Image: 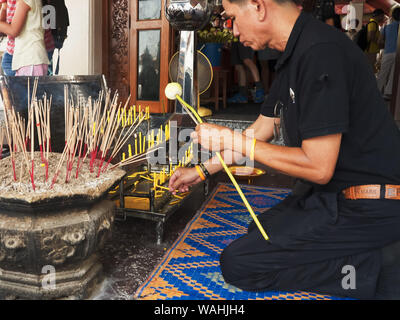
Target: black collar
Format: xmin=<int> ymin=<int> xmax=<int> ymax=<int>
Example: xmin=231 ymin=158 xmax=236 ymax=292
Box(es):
xmin=275 ymin=11 xmax=311 ymax=71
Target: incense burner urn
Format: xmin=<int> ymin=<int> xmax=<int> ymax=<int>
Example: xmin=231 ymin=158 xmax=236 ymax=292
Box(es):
xmin=0 ymin=170 xmax=124 ymax=300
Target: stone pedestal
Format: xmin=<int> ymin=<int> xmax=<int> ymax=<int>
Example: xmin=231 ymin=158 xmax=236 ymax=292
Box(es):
xmin=0 ymin=200 xmax=116 ymax=300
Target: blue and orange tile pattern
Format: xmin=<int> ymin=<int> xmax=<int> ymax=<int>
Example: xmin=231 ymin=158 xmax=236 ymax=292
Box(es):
xmin=134 ymin=183 xmax=347 ymax=300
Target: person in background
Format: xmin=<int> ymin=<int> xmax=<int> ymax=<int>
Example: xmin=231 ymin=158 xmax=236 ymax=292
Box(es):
xmin=0 ymin=0 xmax=49 ymax=76
xmin=42 ymin=0 xmax=55 ymax=75
xmin=0 ymin=0 xmax=53 ymax=76
xmin=44 ymin=0 xmax=69 ymax=75
xmin=324 ymin=13 xmax=343 ymax=30
xmin=366 ymin=8 xmax=386 ymax=72
xmin=377 ymin=7 xmax=400 ymax=101
xmin=0 ymin=0 xmax=17 ymax=76
xmin=227 ymin=41 xmax=265 ymax=104
xmin=257 ymin=47 xmax=281 ymax=95
xmin=347 ymin=18 xmax=360 ymax=41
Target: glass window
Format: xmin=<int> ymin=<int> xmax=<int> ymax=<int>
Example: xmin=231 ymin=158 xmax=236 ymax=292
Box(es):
xmin=137 ymin=30 xmax=160 ymax=101
xmin=138 ymin=0 xmax=161 ymax=20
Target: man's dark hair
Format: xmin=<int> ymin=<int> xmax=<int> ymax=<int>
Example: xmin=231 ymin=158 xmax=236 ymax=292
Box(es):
xmin=392 ymin=7 xmax=400 ymax=21
xmin=372 ymin=8 xmax=385 ymax=17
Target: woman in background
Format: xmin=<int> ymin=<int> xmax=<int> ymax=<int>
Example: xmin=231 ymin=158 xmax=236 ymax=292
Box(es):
xmin=377 ymin=7 xmax=400 ymax=100
xmin=0 ymin=0 xmax=49 ymax=76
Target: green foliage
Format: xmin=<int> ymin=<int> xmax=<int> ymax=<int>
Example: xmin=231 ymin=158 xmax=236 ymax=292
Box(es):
xmin=197 ymin=27 xmax=238 ymax=44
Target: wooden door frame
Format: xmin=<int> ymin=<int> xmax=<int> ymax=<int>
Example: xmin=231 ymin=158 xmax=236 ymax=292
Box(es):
xmin=129 ymin=1 xmax=172 ymax=113
xmin=102 ymin=0 xmax=173 ymax=112
xmin=101 ymin=0 xmax=131 ymax=100
xmin=102 ymin=0 xmax=110 ymax=80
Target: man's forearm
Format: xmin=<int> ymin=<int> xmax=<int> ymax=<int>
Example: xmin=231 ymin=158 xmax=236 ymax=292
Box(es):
xmin=230 ymin=131 xmax=342 ymax=185
xmin=198 ymin=115 xmax=276 ymax=176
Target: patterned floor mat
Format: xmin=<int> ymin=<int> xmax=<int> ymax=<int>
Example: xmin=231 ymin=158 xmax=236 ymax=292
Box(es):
xmin=134 ymin=183 xmax=348 ymax=300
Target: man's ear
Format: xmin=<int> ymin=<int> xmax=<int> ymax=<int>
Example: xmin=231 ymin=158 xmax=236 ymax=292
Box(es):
xmin=250 ymin=0 xmax=266 ymax=21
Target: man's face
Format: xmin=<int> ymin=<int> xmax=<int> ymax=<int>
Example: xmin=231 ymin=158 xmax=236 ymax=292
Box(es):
xmin=222 ymin=0 xmax=270 ymax=51
xmin=376 ymin=14 xmax=387 ymax=25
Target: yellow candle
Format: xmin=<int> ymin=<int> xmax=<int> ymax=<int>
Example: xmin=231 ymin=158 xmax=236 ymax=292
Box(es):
xmin=128 ymin=144 xmax=132 ymax=158
xmin=135 ymin=135 xmax=138 ymax=155
xmin=139 ymin=132 xmax=142 ymax=153
xmin=143 ymin=136 xmax=146 ymax=153
xmin=165 ymin=124 xmax=169 ymax=141
xmin=122 ymin=153 xmax=126 ymax=161
xmin=148 ymin=132 xmax=151 ymax=148
xmin=133 ymin=105 xmax=136 ymax=123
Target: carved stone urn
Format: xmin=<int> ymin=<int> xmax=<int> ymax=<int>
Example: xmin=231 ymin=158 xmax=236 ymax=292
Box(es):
xmin=0 ymin=154 xmax=125 ymax=300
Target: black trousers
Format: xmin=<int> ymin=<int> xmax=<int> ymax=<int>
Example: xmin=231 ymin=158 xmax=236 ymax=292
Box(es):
xmin=219 ymin=182 xmax=400 ymax=299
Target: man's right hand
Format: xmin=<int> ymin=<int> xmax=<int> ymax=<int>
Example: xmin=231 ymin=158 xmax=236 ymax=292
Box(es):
xmin=168 ymin=167 xmax=203 ymax=195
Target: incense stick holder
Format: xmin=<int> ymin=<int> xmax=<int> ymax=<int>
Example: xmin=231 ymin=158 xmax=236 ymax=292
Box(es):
xmin=0 ymin=153 xmax=126 ymax=300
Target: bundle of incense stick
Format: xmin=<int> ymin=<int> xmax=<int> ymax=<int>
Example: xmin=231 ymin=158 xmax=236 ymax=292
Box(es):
xmin=2 ymin=79 xmax=152 ymax=192
xmin=4 ymin=104 xmax=37 ymax=189
xmin=32 ymin=96 xmax=52 ymax=181
xmin=63 ymin=86 xmax=154 ymax=180
xmin=0 ymin=124 xmax=5 ymax=160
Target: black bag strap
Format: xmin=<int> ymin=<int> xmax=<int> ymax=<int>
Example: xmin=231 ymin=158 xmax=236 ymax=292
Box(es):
xmin=55 ymin=49 xmax=61 ymax=75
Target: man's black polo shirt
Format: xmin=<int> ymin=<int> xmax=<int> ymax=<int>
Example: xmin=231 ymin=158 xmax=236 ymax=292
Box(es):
xmin=261 ymin=11 xmax=400 ymax=192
